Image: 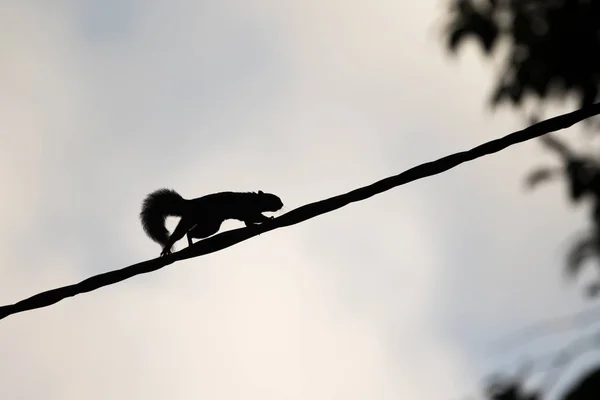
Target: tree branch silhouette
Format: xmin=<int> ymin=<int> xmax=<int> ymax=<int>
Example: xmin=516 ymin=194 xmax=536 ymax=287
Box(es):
xmin=2 ymin=103 xmax=600 ymax=322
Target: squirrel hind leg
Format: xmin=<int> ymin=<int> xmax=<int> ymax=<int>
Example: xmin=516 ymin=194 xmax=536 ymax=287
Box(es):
xmin=187 ymin=220 xmax=222 ymax=243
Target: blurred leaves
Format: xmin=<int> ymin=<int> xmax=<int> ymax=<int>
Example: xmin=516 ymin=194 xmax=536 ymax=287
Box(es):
xmin=526 ymin=135 xmax=600 ymax=295
xmin=442 ymin=2 xmax=600 ymax=398
xmin=562 ymin=368 xmax=600 ymax=400
xmin=487 ymin=383 xmax=538 ymax=400
xmin=525 ymin=167 xmax=561 ymax=189
xmin=443 ymin=1 xmax=600 ymax=285
xmin=447 ymin=0 xmax=499 ymax=53
xmin=444 ymin=0 xmax=600 ymax=109
xmin=483 ymin=363 xmax=540 ymax=400
xmin=481 ymin=361 xmax=600 ymax=399
xmin=478 ymin=330 xmax=600 ymax=399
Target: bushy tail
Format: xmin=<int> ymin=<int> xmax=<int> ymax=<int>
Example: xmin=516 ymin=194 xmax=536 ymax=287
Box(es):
xmin=140 ymin=188 xmax=186 ymax=247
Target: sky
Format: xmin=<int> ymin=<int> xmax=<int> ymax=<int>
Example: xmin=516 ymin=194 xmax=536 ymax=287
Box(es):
xmin=2 ymin=1 xmax=600 ymax=399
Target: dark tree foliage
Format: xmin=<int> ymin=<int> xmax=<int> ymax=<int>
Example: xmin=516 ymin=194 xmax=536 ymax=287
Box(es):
xmin=443 ymin=0 xmax=600 ymax=288
xmin=526 ymin=135 xmax=600 ymax=296
xmin=561 ymin=367 xmax=600 ymax=400
xmin=443 ymin=2 xmax=600 ymax=400
xmin=485 ymin=378 xmax=539 ymax=400
xmin=482 ymin=368 xmax=600 ymax=400
xmin=445 ymin=0 xmax=600 ymax=109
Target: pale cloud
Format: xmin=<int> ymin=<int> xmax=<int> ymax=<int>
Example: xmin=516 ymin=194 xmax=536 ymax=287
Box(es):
xmin=0 ymin=0 xmax=594 ymax=399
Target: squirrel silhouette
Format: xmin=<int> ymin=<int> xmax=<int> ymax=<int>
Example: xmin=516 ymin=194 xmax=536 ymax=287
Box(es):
xmin=140 ymin=189 xmax=283 ymax=256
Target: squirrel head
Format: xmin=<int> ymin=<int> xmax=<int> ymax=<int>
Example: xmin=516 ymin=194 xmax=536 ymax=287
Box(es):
xmin=257 ymin=190 xmax=283 ymax=212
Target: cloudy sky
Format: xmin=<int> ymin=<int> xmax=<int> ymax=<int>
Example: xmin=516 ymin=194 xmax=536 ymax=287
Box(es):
xmin=2 ymin=1 xmax=600 ymax=399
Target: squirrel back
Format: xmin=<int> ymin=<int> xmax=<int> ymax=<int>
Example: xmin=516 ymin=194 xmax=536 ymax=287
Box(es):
xmin=140 ymin=188 xmax=283 ymax=253
xmin=190 ymin=190 xmax=283 ymax=219
xmin=140 ymin=188 xmax=186 ymax=247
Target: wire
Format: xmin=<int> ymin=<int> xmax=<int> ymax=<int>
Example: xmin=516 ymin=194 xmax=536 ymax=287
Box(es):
xmin=1 ymin=103 xmax=600 ymax=321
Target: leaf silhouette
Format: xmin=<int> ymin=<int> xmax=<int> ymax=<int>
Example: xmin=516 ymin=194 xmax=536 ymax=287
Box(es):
xmin=566 ymin=234 xmax=599 ymax=278
xmin=539 ymin=135 xmax=576 ymax=160
xmin=525 ymin=167 xmax=562 ymax=189
xmin=446 ymin=0 xmax=499 ymax=54
xmin=586 ymin=282 xmax=600 ymax=298
xmin=566 ymin=161 xmax=597 ymax=202
xmin=443 ymin=0 xmax=600 ymax=110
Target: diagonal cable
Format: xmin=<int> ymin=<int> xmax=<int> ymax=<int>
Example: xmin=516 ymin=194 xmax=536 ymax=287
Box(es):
xmin=2 ymin=103 xmax=600 ymax=321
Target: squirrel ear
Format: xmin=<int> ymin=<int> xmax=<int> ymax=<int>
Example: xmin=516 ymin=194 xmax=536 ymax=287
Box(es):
xmin=258 ymin=190 xmax=264 ymax=194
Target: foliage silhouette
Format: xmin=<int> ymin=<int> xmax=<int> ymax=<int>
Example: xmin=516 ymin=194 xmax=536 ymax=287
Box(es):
xmin=482 ymin=364 xmax=600 ymax=400
xmin=1 ymin=103 xmax=600 ymax=321
xmin=475 ymin=328 xmax=600 ymax=399
xmin=525 ymin=135 xmax=600 ymax=295
xmin=444 ymin=0 xmax=600 ymax=110
xmin=443 ymin=0 xmax=600 ymax=295
xmin=442 ymin=2 xmax=600 ymax=399
xmin=485 ymin=379 xmax=539 ymax=400
xmin=562 ymin=367 xmax=600 ymax=400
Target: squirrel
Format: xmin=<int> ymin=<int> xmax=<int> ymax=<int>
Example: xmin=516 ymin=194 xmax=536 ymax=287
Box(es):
xmin=140 ymin=188 xmax=284 ymax=256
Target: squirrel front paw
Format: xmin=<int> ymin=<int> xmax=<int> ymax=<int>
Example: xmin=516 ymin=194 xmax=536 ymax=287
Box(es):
xmin=160 ymin=247 xmax=172 ymax=257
